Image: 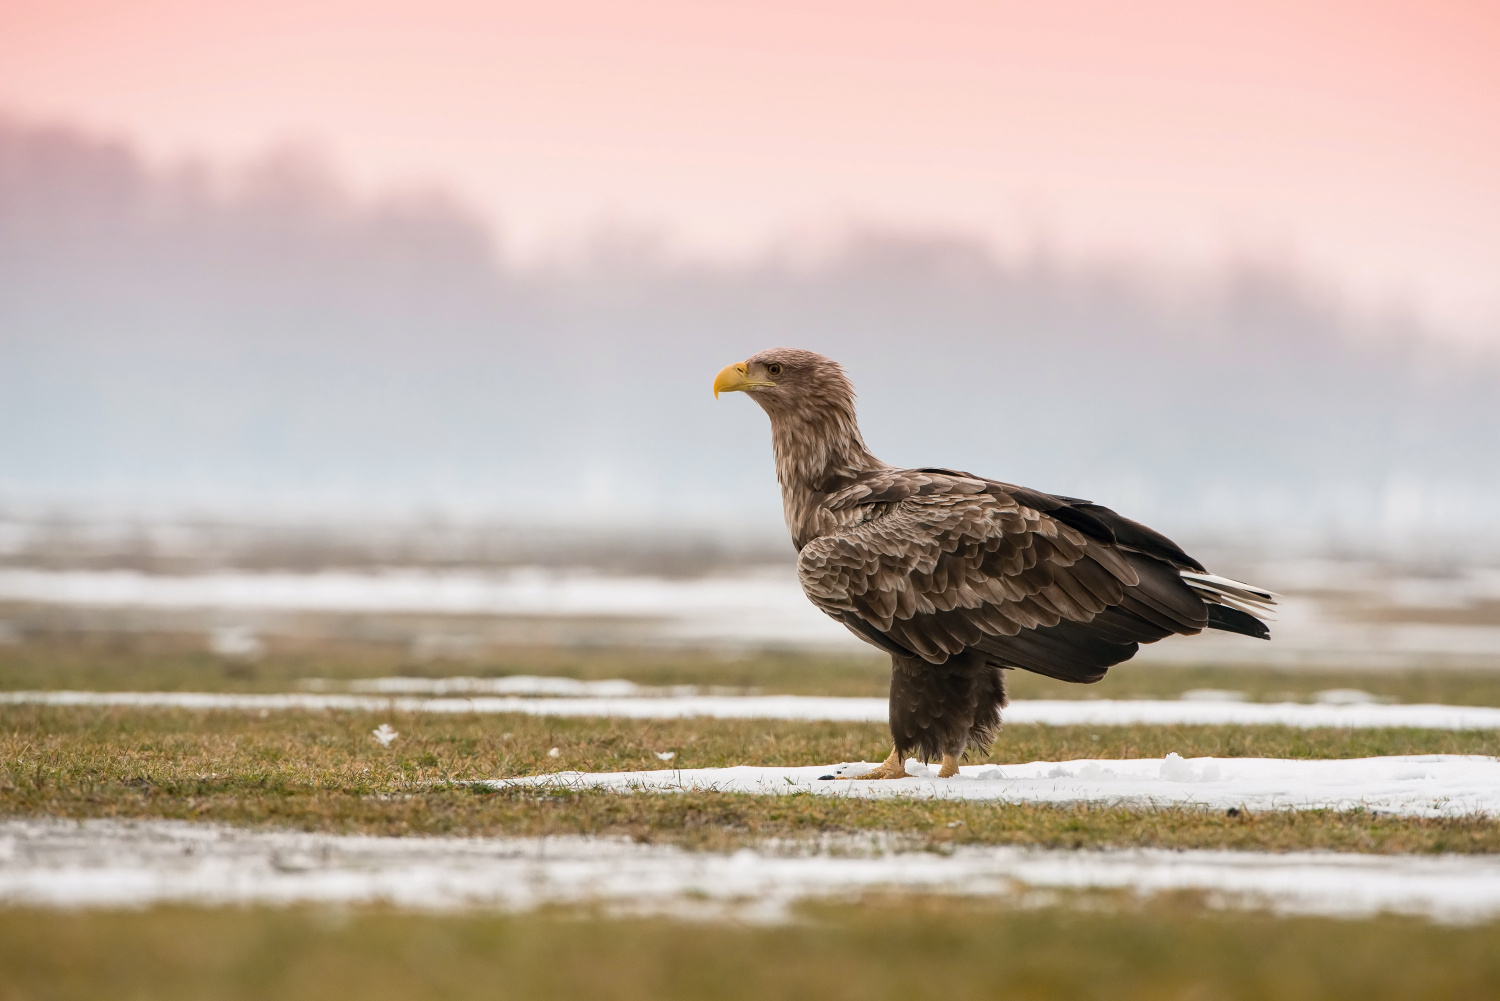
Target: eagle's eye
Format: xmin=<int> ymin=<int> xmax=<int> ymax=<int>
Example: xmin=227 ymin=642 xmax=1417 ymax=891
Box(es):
xmin=766 ymin=363 xmax=783 ymax=377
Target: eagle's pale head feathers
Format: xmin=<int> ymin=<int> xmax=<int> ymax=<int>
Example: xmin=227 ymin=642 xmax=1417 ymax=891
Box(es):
xmin=714 ymin=348 xmax=882 ymax=541
xmin=713 ymin=347 xmax=856 ymax=419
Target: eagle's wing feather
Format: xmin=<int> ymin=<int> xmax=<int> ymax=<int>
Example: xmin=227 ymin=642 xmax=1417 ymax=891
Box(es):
xmin=798 ymin=471 xmax=1210 ymax=683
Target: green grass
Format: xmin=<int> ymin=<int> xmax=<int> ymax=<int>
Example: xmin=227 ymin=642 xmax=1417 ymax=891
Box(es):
xmin=0 ymin=631 xmax=894 ymax=696
xmin=6 ymin=630 xmax=1500 ymax=704
xmin=5 ymin=706 xmax=1499 ymax=854
xmin=4 ymin=896 xmax=1500 ymax=1001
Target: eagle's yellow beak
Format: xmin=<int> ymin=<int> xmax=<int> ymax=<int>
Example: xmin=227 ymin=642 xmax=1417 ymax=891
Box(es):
xmin=713 ymin=361 xmax=773 ymax=398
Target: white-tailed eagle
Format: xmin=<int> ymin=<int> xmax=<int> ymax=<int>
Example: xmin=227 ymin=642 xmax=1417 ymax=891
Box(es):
xmin=715 ymin=348 xmax=1276 ymax=779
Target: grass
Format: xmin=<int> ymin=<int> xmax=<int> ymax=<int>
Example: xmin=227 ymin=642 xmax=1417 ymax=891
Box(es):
xmin=4 ymin=896 xmax=1500 ymax=1001
xmin=5 ymin=642 xmax=1500 ymax=997
xmin=0 ymin=631 xmax=894 ymax=696
xmin=4 ymin=706 xmax=1499 ymax=854
xmin=7 ymin=630 xmax=1500 ymax=704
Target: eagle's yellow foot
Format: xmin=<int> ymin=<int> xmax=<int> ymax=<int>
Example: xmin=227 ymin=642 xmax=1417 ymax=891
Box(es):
xmin=938 ymin=753 xmax=962 ymax=778
xmin=840 ymin=748 xmax=910 ymax=780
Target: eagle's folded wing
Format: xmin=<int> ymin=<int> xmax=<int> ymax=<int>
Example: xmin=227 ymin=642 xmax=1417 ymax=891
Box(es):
xmin=797 ymin=474 xmax=1212 ymax=683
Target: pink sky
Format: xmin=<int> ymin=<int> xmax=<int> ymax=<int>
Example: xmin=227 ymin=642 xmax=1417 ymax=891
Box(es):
xmin=3 ymin=0 xmax=1498 ymax=337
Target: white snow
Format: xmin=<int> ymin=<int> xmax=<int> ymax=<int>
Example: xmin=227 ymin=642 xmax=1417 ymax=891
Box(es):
xmin=3 ymin=818 xmax=1500 ymax=923
xmin=0 ymin=566 xmax=864 ymax=651
xmin=1000 ymin=699 xmax=1500 ymax=730
xmin=495 ymin=754 xmax=1500 ymax=818
xmin=6 ymin=689 xmax=1500 ymax=731
xmin=207 ymin=625 xmax=264 ymax=659
xmin=342 ymin=675 xmax=664 ymax=697
xmin=0 ymin=566 xmax=781 ymax=617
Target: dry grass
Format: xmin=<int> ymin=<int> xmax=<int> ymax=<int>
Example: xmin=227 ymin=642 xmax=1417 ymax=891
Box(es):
xmin=4 ymin=706 xmax=1498 ymax=854
xmin=0 ymin=631 xmax=894 ymax=696
xmin=3 ymin=895 xmax=1500 ymax=1001
xmin=8 ymin=629 xmax=1500 ymax=704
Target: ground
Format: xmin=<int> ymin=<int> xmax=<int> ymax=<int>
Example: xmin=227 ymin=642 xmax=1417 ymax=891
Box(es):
xmin=5 ymin=706 xmax=1500 ymax=853
xmin=5 ymin=897 xmax=1500 ymax=1001
xmin=3 ymin=635 xmax=1500 ymax=997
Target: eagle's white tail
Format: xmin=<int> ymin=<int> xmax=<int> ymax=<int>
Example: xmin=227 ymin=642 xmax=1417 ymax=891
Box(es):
xmin=1179 ymin=571 xmax=1279 ymax=621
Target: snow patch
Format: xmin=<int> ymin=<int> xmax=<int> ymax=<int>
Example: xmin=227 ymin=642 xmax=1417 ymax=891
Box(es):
xmin=1160 ymin=753 xmax=1222 ymax=783
xmin=6 ymin=690 xmax=1500 ymax=732
xmin=495 ymin=754 xmax=1500 ymax=818
xmin=208 ymin=626 xmax=264 ymax=659
xmin=0 ymin=567 xmax=867 ymax=651
xmin=343 ymin=676 xmax=660 ymax=697
xmin=5 ymin=819 xmax=1500 ymax=924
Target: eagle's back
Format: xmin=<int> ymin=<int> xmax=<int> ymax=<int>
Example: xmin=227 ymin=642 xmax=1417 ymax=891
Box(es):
xmin=796 ymin=468 xmax=1221 ymax=683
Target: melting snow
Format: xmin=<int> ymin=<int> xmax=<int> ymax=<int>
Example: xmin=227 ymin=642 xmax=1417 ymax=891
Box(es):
xmin=6 ymin=690 xmax=1500 ymax=732
xmin=4 ymin=818 xmax=1500 ymax=923
xmin=0 ymin=566 xmax=863 ymax=651
xmin=6 ymin=564 xmax=1500 ymax=668
xmin=495 ymin=754 xmax=1500 ymax=818
xmin=342 ymin=675 xmax=662 ymax=697
xmin=207 ymin=626 xmax=264 ymax=660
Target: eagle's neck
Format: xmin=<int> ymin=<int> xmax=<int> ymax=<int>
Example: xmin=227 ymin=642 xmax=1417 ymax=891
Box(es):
xmin=765 ymin=399 xmax=884 ymax=550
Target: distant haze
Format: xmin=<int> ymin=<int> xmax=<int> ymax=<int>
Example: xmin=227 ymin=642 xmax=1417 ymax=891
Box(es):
xmin=5 ymin=1 xmax=1499 ymax=337
xmin=3 ymin=120 xmax=1499 ymax=552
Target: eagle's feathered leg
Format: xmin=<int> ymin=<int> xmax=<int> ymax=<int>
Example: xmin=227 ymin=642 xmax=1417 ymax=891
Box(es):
xmin=888 ymin=652 xmax=1007 ymax=776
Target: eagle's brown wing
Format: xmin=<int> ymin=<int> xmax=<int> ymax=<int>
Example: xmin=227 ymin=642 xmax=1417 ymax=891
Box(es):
xmin=796 ymin=470 xmax=1211 ymax=683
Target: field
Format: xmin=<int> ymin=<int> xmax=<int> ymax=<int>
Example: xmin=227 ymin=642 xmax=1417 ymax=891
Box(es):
xmin=5 ymin=897 xmax=1500 ymax=1001
xmin=10 ymin=629 xmax=1500 ymax=704
xmin=4 ymin=631 xmax=1500 ymax=998
xmin=4 ymin=704 xmax=1500 ymax=854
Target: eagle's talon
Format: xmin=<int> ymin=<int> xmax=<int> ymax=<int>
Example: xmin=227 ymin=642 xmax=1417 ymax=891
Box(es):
xmin=838 ymin=749 xmax=910 ymax=780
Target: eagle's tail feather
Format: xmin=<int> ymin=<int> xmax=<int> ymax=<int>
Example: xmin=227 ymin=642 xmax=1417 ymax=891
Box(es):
xmin=1180 ymin=571 xmax=1277 ymax=639
xmin=1206 ymin=604 xmax=1271 ymax=640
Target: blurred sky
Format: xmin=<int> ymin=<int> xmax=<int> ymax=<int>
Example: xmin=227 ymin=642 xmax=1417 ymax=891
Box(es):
xmin=3 ymin=1 xmax=1499 ymax=549
xmin=3 ymin=0 xmax=1498 ymax=340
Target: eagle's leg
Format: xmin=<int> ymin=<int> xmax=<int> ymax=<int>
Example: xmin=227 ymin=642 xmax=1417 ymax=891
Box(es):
xmin=842 ymin=747 xmax=910 ymax=780
xmin=886 ymin=652 xmax=1003 ymax=779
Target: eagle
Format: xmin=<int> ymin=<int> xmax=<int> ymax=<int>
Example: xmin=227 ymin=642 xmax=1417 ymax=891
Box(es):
xmin=714 ymin=348 xmax=1276 ymax=780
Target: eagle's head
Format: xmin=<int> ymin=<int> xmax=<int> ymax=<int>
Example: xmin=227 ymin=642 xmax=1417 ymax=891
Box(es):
xmin=712 ymin=347 xmax=856 ymax=419
xmin=713 ymin=347 xmax=881 ymax=528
